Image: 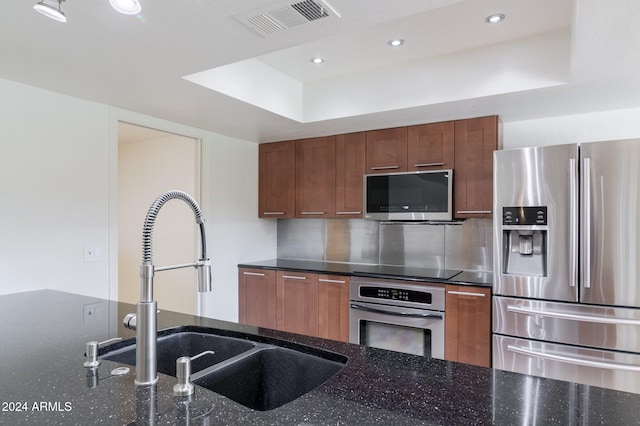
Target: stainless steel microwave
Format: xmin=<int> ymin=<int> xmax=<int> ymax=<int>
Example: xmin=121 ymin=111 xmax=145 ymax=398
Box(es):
xmin=363 ymin=169 xmax=453 ymax=221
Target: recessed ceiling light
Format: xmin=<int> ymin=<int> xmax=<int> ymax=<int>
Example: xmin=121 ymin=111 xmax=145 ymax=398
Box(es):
xmin=388 ymin=39 xmax=404 ymax=47
xmin=110 ymin=0 xmax=141 ymax=15
xmin=311 ymin=57 xmax=325 ymax=64
xmin=485 ymin=14 xmax=505 ymax=24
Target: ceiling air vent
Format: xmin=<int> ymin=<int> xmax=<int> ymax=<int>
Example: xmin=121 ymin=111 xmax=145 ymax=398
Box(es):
xmin=238 ymin=0 xmax=340 ymax=36
xmin=291 ymin=0 xmax=330 ymax=21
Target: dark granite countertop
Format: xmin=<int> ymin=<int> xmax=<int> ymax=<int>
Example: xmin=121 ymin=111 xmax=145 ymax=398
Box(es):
xmin=2 ymin=290 xmax=639 ymax=425
xmin=238 ymin=259 xmax=493 ymax=287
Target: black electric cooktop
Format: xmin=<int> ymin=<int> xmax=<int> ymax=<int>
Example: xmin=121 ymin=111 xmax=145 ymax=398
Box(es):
xmin=351 ymin=265 xmax=462 ymax=281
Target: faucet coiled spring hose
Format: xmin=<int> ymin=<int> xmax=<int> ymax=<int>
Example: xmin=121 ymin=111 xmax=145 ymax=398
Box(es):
xmin=142 ymin=190 xmax=207 ymax=264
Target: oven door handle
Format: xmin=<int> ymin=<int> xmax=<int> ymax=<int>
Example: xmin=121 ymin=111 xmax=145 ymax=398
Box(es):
xmin=350 ymin=303 xmax=443 ymax=319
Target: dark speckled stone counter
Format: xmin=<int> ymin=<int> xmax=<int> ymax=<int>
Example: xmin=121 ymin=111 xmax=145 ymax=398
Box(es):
xmin=2 ymin=290 xmax=639 ymax=425
xmin=238 ymin=259 xmax=493 ymax=287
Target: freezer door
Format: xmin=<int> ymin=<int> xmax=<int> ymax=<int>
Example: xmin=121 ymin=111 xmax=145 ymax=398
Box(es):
xmin=493 ymin=296 xmax=640 ymax=353
xmin=493 ymin=335 xmax=640 ymax=394
xmin=581 ymin=139 xmax=640 ymax=307
xmin=493 ymin=144 xmax=578 ymax=301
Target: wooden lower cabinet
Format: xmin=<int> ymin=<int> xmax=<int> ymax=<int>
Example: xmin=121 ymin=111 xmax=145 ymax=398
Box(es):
xmin=238 ymin=268 xmax=277 ymax=329
xmin=239 ymin=268 xmax=493 ymax=363
xmin=276 ymin=271 xmax=319 ymax=336
xmin=444 ymin=285 xmax=491 ymax=367
xmin=239 ymin=268 xmax=350 ymax=343
xmin=318 ymin=274 xmax=350 ymax=342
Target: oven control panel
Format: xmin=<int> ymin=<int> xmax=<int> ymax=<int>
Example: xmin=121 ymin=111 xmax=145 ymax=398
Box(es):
xmin=350 ymin=277 xmax=446 ymax=311
xmin=359 ymin=286 xmax=433 ymax=304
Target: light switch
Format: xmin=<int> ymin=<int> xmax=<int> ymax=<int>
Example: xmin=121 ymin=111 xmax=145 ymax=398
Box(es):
xmin=83 ymin=244 xmax=101 ymax=262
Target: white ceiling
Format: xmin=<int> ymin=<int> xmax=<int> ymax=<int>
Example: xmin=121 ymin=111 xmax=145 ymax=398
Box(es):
xmin=1 ymin=0 xmax=639 ymax=143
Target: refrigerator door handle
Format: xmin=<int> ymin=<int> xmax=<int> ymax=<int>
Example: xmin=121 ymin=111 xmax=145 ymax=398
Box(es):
xmin=569 ymin=158 xmax=578 ymax=288
xmin=582 ymin=157 xmax=592 ymax=289
xmin=507 ymin=305 xmax=640 ymax=326
xmin=507 ymin=344 xmax=640 ymax=372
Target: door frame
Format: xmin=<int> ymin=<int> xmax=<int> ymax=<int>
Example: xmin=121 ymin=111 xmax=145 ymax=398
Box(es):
xmin=108 ymin=109 xmax=205 ymax=312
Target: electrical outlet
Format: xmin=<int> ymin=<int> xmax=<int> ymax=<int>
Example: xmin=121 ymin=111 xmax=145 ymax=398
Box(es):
xmin=83 ymin=302 xmax=103 ymax=323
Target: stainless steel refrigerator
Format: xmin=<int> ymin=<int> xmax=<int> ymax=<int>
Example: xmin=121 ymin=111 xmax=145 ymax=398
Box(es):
xmin=493 ymin=139 xmax=640 ymax=394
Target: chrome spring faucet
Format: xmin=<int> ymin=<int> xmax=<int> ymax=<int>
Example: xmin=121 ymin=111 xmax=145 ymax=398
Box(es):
xmin=126 ymin=190 xmax=212 ymax=386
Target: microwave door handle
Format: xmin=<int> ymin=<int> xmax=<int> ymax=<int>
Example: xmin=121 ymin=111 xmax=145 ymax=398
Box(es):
xmin=350 ymin=303 xmax=443 ymax=319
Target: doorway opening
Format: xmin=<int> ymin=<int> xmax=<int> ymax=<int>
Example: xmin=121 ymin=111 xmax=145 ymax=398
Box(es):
xmin=117 ymin=122 xmax=201 ymax=315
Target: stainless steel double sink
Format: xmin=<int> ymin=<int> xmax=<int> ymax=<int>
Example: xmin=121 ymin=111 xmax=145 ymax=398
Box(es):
xmin=99 ymin=326 xmax=347 ymax=411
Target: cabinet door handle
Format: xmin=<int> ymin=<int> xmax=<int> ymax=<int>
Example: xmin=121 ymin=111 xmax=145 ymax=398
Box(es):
xmin=282 ymin=275 xmax=307 ymax=280
xmin=336 ymin=211 xmax=362 ymax=215
xmin=243 ymin=272 xmax=266 ymax=277
xmin=414 ymin=162 xmax=445 ymax=168
xmin=447 ymin=290 xmax=486 ymax=297
xmin=456 ymin=210 xmax=492 ymax=214
xmin=301 ymin=211 xmax=325 ymax=215
xmin=263 ymin=212 xmax=285 ymax=215
xmin=370 ymin=166 xmax=399 ymax=170
xmin=319 ymin=278 xmax=346 ymax=284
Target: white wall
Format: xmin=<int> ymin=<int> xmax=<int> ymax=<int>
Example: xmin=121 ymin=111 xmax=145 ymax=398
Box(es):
xmin=0 ymin=79 xmax=111 ymax=298
xmin=0 ymin=78 xmax=277 ymax=322
xmin=199 ymin=135 xmax=279 ymax=321
xmin=503 ymin=107 xmax=640 ymax=149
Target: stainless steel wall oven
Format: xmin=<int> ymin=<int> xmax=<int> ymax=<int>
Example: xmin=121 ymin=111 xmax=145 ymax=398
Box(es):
xmin=349 ymin=276 xmax=445 ymax=358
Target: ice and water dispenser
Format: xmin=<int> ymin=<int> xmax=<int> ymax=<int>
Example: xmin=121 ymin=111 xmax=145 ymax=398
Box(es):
xmin=501 ymin=206 xmax=548 ymax=277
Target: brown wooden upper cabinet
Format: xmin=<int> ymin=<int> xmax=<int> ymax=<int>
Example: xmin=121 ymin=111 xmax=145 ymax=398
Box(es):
xmin=454 ymin=116 xmax=501 ymax=219
xmin=258 ymin=115 xmax=500 ymax=219
xmin=259 ymin=141 xmax=295 ymax=218
xmin=295 ymin=136 xmax=336 ymax=218
xmin=407 ymin=121 xmax=455 ymax=171
xmin=365 ymin=127 xmax=408 ymax=173
xmin=335 ymin=132 xmax=366 ymax=218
